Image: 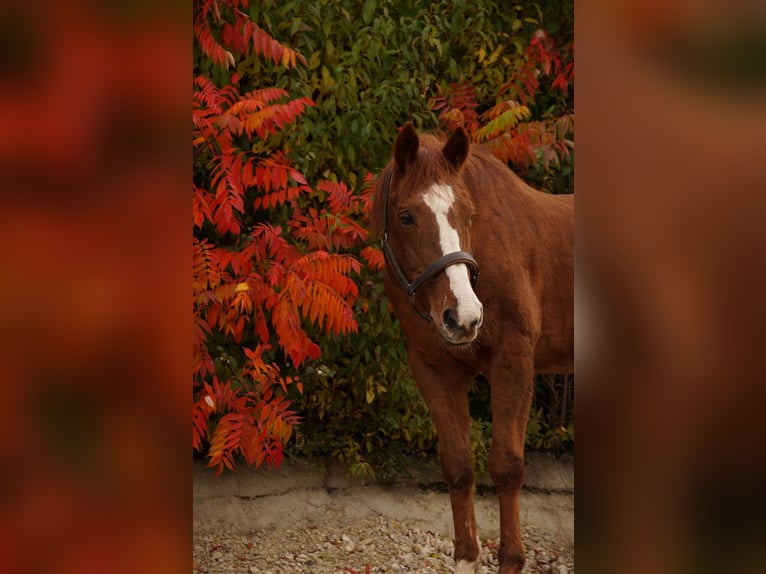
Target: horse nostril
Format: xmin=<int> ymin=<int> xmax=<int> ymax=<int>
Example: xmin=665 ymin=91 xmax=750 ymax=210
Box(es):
xmin=442 ymin=307 xmax=458 ymax=331
xmin=471 ymin=308 xmax=483 ymax=330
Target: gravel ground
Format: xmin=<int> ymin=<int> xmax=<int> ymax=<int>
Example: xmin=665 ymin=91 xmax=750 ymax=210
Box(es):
xmin=193 ymin=512 xmax=573 ymax=574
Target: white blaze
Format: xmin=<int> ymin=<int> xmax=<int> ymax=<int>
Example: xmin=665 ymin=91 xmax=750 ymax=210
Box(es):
xmin=422 ymin=183 xmax=483 ymax=327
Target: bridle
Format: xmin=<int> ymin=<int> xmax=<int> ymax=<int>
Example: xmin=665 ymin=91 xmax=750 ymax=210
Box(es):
xmin=379 ymin=166 xmax=480 ymax=322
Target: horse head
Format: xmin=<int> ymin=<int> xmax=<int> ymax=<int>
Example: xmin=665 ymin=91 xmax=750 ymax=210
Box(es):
xmin=379 ymin=123 xmax=483 ymax=345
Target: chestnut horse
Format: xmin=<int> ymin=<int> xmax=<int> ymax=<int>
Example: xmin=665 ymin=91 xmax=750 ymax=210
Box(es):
xmin=371 ymin=123 xmax=574 ymax=574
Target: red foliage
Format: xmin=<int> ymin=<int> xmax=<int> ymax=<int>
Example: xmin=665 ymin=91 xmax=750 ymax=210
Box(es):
xmin=499 ymin=29 xmax=573 ymax=106
xmin=193 ymin=0 xmax=364 ymax=473
xmin=430 ymin=82 xmax=481 ymax=136
xmin=194 ymin=0 xmax=305 ymax=70
xmin=482 ymin=113 xmax=574 ymax=171
xmin=432 ymin=31 xmax=574 ymax=176
xmin=192 ymin=347 xmax=301 ymax=474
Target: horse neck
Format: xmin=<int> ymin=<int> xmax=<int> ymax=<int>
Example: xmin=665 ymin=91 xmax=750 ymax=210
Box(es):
xmin=464 ymin=154 xmax=572 ymax=273
xmin=464 ymin=154 xmax=546 ymax=220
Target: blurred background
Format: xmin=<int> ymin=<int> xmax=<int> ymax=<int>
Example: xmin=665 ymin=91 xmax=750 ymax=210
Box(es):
xmin=577 ymin=0 xmax=766 ymax=572
xmin=0 ymin=0 xmax=764 ymax=573
xmin=0 ymin=1 xmax=188 ymax=572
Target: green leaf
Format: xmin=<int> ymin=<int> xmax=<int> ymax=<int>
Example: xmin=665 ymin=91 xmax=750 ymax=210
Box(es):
xmin=308 ymin=51 xmax=321 ymax=70
xmin=362 ymin=0 xmax=376 ymax=25
xmin=321 ymin=66 xmax=335 ymax=89
xmin=290 ymin=18 xmax=303 ymax=36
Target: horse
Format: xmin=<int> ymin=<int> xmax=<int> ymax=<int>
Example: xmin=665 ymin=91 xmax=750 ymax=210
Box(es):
xmin=370 ymin=123 xmax=574 ymax=574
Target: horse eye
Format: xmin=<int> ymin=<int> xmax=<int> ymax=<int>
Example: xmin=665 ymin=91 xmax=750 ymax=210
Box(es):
xmin=399 ymin=211 xmax=415 ymax=227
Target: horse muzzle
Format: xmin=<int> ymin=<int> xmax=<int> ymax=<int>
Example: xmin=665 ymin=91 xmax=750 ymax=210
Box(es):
xmin=440 ymin=303 xmax=483 ymax=345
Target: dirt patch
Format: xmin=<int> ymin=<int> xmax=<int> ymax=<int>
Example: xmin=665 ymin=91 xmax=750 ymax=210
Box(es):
xmin=193 ymin=455 xmax=574 ymax=572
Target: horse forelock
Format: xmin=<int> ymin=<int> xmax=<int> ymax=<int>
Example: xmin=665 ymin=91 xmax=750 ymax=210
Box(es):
xmin=406 ymin=134 xmax=461 ymax=187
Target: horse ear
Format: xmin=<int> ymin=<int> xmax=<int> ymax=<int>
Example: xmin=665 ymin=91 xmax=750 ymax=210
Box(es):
xmin=443 ymin=126 xmax=470 ymax=170
xmin=394 ymin=122 xmax=419 ymax=173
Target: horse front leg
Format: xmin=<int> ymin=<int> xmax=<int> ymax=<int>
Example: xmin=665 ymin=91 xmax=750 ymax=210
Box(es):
xmin=408 ymin=353 xmax=480 ymax=573
xmin=489 ymin=355 xmax=535 ymax=574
